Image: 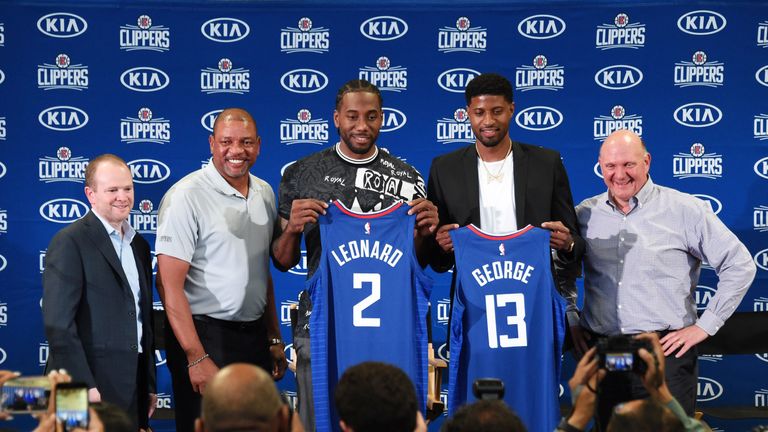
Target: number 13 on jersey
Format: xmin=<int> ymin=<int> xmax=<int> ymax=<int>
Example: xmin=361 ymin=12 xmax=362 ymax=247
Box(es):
xmin=485 ymin=293 xmax=528 ymax=348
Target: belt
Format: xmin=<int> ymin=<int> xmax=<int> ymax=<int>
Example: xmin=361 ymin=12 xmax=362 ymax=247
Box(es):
xmin=193 ymin=314 xmax=262 ymax=330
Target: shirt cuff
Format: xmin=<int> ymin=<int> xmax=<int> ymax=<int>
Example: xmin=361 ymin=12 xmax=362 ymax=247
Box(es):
xmin=696 ymin=310 xmax=724 ymax=336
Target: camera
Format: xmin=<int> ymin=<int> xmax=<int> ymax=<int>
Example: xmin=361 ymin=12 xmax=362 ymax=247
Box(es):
xmin=472 ymin=378 xmax=505 ymax=400
xmin=596 ymin=336 xmax=652 ymax=374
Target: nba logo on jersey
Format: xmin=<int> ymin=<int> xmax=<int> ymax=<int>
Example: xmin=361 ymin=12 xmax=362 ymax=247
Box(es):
xmin=448 ymin=224 xmax=565 ymax=431
xmin=309 ymin=201 xmax=432 ymax=432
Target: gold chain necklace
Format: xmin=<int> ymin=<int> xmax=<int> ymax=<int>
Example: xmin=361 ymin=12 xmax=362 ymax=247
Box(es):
xmin=476 ymin=141 xmax=512 ymax=184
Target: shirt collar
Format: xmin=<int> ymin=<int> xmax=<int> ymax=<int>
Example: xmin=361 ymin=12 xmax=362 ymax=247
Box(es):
xmin=334 ymin=142 xmax=379 ymax=165
xmin=92 ymin=209 xmax=136 ymax=242
xmin=204 ymin=160 xmax=258 ymax=199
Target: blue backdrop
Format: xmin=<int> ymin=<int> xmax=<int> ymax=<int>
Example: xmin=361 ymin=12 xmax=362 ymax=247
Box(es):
xmin=0 ymin=1 xmax=766 ymax=430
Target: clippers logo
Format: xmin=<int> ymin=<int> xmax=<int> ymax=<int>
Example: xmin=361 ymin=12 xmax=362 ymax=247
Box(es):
xmin=0 ymin=209 xmax=5 ymax=234
xmin=280 ymin=17 xmax=329 ymax=53
xmin=756 ymin=389 xmax=768 ymax=408
xmin=594 ymin=65 xmax=643 ymax=90
xmin=756 ymin=297 xmax=768 ymax=311
xmin=129 ymin=199 xmax=158 ymax=235
xmin=37 ymin=12 xmax=87 ymax=38
xmin=280 ymin=69 xmax=328 ymax=94
xmin=120 ymin=67 xmax=170 ymax=92
xmin=593 ymin=105 xmax=643 ymax=141
xmin=279 ymin=109 xmax=329 ymax=145
xmin=755 ymin=249 xmax=768 ymax=271
xmin=673 ymin=102 xmax=722 ymax=128
xmin=359 ymin=57 xmax=407 ymax=92
xmin=756 ymin=157 xmax=768 ymax=180
xmin=674 ymin=51 xmax=724 ymax=88
xmin=436 ymin=298 xmax=450 ymax=326
xmin=38 ymin=147 xmax=88 ymax=183
xmin=37 ymin=53 xmax=88 ymax=90
xmin=0 ymin=255 xmax=5 ymax=272
xmin=515 ymin=106 xmax=563 ymax=131
xmin=756 ymin=114 xmax=768 ymax=140
xmin=697 ymin=377 xmax=723 ymax=402
xmin=38 ymin=343 xmax=48 ymax=366
xmin=201 ymin=58 xmax=250 ymax=94
xmin=39 ymin=198 xmax=89 ymax=224
xmin=518 ymin=14 xmax=566 ymax=39
xmin=280 ymin=300 xmax=299 ymax=326
xmin=437 ymin=343 xmax=450 ymax=363
xmin=288 ymin=250 xmax=308 ymax=275
xmin=695 ymin=285 xmax=716 ymax=311
xmin=437 ymin=68 xmax=480 ymax=93
xmin=436 ymin=108 xmax=474 ymax=145
xmin=515 ymin=54 xmax=564 ymax=91
xmin=692 ymin=194 xmax=722 ymax=215
xmin=120 ymin=107 xmax=171 ymax=144
xmin=673 ymin=143 xmax=722 ymax=179
xmin=38 ymin=106 xmax=89 ymax=131
xmin=156 ymin=392 xmax=172 ymax=409
xmin=438 ymin=17 xmax=487 ymax=53
xmin=678 ymin=10 xmax=726 ymax=36
xmin=595 ymin=13 xmax=645 ymax=49
xmin=0 ymin=117 xmax=5 ymax=140
xmin=120 ymin=15 xmax=170 ymax=52
xmin=360 ymin=16 xmax=408 ymax=41
xmin=201 ymin=17 xmax=249 ymax=43
xmin=381 ymin=107 xmax=407 ymax=133
xmin=755 ymin=205 xmax=768 ymax=232
xmin=757 ymin=66 xmax=768 ymax=87
xmin=759 ymin=21 xmax=768 ymax=48
xmin=154 ymin=350 xmax=166 ymax=367
xmin=127 ymin=159 xmax=171 ymax=184
xmin=201 ymin=109 xmax=223 ymax=132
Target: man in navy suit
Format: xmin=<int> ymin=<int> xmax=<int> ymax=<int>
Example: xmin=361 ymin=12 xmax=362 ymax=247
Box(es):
xmin=43 ymin=154 xmax=156 ymax=430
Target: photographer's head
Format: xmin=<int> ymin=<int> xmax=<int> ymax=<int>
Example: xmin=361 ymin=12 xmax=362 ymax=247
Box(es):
xmin=441 ymin=400 xmax=526 ymax=432
xmin=607 ymin=398 xmax=684 ymax=432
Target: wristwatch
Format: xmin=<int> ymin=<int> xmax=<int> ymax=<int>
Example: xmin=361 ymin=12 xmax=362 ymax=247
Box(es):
xmin=268 ymin=338 xmax=284 ymax=346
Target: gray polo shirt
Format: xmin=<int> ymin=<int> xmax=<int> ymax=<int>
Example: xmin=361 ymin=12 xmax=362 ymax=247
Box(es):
xmin=156 ymin=162 xmax=277 ymax=321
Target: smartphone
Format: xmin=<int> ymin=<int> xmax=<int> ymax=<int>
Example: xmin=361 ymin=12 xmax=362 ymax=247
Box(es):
xmin=56 ymin=383 xmax=89 ymax=431
xmin=1 ymin=376 xmax=51 ymax=413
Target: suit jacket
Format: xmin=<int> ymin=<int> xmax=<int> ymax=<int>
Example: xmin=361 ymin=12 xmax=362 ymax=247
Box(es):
xmin=427 ymin=141 xmax=584 ymax=296
xmin=43 ymin=210 xmax=156 ymax=425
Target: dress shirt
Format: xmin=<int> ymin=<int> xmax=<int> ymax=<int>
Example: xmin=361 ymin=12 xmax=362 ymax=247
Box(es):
xmin=576 ymin=178 xmax=755 ymax=336
xmin=92 ymin=211 xmax=143 ymax=352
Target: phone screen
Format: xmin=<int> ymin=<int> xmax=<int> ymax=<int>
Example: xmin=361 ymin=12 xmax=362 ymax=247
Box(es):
xmin=1 ymin=376 xmax=50 ymax=413
xmin=604 ymin=352 xmax=634 ymax=371
xmin=56 ymin=385 xmax=89 ymax=430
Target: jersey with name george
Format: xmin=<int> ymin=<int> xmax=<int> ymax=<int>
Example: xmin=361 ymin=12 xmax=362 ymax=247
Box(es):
xmin=448 ymin=224 xmax=566 ymax=432
xmin=308 ymin=201 xmax=432 ymax=432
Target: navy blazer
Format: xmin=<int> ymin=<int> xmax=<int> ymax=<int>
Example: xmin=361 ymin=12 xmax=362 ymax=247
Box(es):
xmin=43 ymin=210 xmax=155 ymax=422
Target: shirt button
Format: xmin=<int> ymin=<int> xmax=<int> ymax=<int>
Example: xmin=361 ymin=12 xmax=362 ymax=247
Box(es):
xmin=129 ymin=311 xmax=135 ymax=317
xmin=621 ymin=327 xmax=626 ymax=332
xmin=618 ymin=281 xmax=622 ymax=286
xmin=623 ymin=216 xmax=627 ymax=221
xmin=618 ymin=305 xmax=622 ymax=309
xmin=130 ymin=344 xmax=138 ymax=350
xmin=620 ymin=237 xmax=625 ymax=242
xmin=619 ymin=259 xmax=624 ymax=264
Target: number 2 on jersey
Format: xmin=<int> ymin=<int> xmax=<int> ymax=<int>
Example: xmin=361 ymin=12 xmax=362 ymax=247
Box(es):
xmin=353 ymin=273 xmax=381 ymax=327
xmin=485 ymin=293 xmax=527 ymax=348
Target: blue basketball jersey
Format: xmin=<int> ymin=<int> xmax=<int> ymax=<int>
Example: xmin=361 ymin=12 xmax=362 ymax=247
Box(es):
xmin=308 ymin=201 xmax=432 ymax=432
xmin=448 ymin=225 xmax=566 ymax=431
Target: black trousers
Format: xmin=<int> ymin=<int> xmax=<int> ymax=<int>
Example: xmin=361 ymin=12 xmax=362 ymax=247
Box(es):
xmin=587 ymin=330 xmax=698 ymax=431
xmin=165 ymin=315 xmax=271 ymax=432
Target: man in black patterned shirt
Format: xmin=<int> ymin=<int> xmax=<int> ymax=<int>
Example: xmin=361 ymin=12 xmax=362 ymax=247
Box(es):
xmin=272 ymin=79 xmax=439 ymax=430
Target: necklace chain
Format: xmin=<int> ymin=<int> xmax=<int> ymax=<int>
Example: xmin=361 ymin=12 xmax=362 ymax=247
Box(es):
xmin=476 ymin=141 xmax=512 ymax=183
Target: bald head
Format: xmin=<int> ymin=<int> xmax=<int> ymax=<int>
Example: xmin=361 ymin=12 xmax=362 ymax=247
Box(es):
xmin=598 ymin=129 xmax=651 ymax=211
xmin=212 ymin=108 xmax=257 ymax=135
xmin=199 ymin=364 xmax=283 ymax=432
